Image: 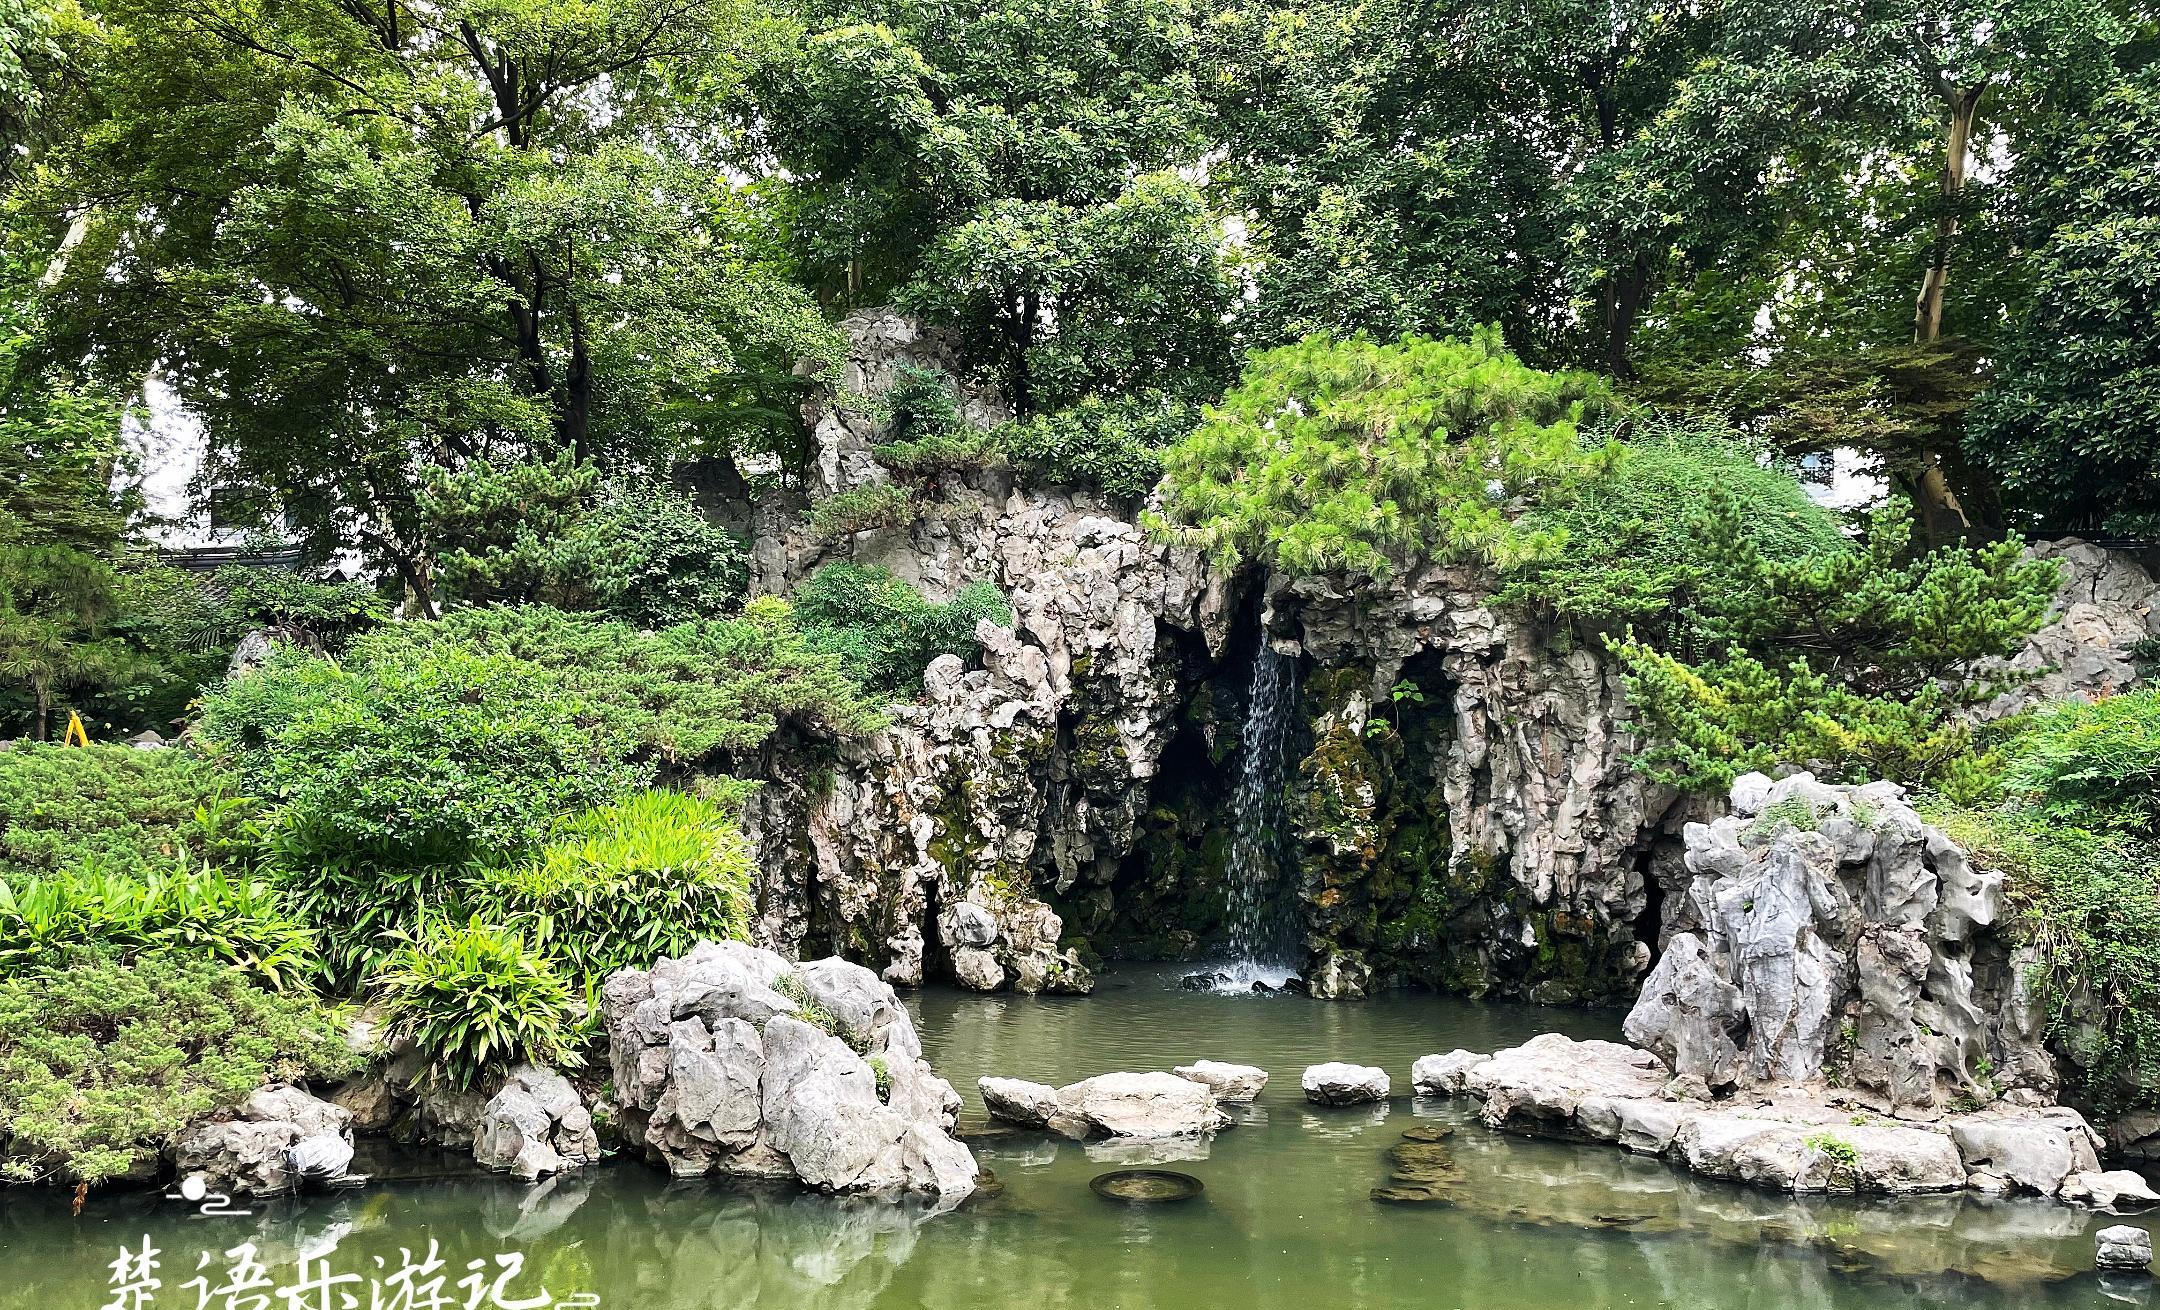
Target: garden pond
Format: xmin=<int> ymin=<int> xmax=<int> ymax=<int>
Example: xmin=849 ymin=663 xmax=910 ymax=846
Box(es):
xmin=2 ymin=966 xmax=2153 ymax=1309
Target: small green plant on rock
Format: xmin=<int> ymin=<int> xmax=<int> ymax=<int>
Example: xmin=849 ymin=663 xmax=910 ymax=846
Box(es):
xmin=1744 ymin=795 xmax=1821 ymax=843
xmin=374 ymin=916 xmax=583 ymax=1091
xmin=808 ymin=483 xmax=916 ymax=541
xmin=773 ymin=972 xmax=844 ymax=1040
xmin=1804 ymin=1131 xmax=1861 ymax=1186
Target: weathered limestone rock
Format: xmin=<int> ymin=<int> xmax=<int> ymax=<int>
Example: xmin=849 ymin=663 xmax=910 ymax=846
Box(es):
xmin=1047 ymin=1072 xmax=1230 ymax=1139
xmin=2062 ymin=1170 xmax=2160 ymax=1210
xmin=978 ymin=1077 xmax=1060 ymax=1128
xmin=1173 ymin=1061 xmax=1269 ymax=1103
xmin=603 ymin=941 xmax=976 ymax=1197
xmin=1948 ymin=1111 xmax=2101 ymax=1196
xmin=414 ymin=1085 xmax=492 ymax=1150
xmin=175 ymin=1085 xmax=354 ymax=1196
xmin=1275 ymin=565 xmax=1684 ymax=1003
xmin=1624 ymin=772 xmax=2048 ymax=1117
xmin=2097 ymin=1225 xmax=2155 ymax=1271
xmin=1982 ymin=538 xmax=2160 ymax=719
xmin=1672 ymin=1109 xmax=1966 ymax=1194
xmin=1411 ymin=1050 xmax=1484 ymax=1098
xmin=1302 ymin=1063 xmax=1390 ymax=1106
xmin=473 ymin=1065 xmax=599 ymax=1182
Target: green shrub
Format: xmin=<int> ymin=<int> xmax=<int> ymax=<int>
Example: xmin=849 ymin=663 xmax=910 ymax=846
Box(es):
xmin=792 ymin=562 xmax=1013 ymax=696
xmin=0 ymin=864 xmax=318 ymax=989
xmin=0 ymin=953 xmax=353 ymax=1184
xmin=1496 ymin=418 xmax=1847 ymax=631
xmin=881 ymin=363 xmax=967 ymax=443
xmin=366 ymin=600 xmax=884 ymax=764
xmin=0 ymin=743 xmax=238 ymax=879
xmin=808 ymin=482 xmax=916 ymax=540
xmin=1150 ymin=329 xmax=1621 ymax=577
xmin=473 ymin=789 xmax=755 ymax=986
xmin=200 ymin=641 xmax=645 ymax=870
xmin=258 ymin=858 xmax=456 ymax=993
xmin=875 ymin=427 xmax=1004 ymax=478
xmin=571 ymin=482 xmax=752 ymax=628
xmin=1611 ymin=503 xmax=2058 ymax=794
xmin=424 ymin=457 xmax=749 ymax=623
xmin=373 ymin=916 xmax=583 ymax=1091
xmin=1927 ymin=804 xmax=2160 ymax=1113
xmin=2002 ymin=690 xmax=2160 ymax=833
xmin=993 ymin=393 xmax=1199 ymax=501
xmin=1803 ymin=1132 xmax=1859 ymax=1172
xmin=189 ymin=565 xmax=388 ymax=652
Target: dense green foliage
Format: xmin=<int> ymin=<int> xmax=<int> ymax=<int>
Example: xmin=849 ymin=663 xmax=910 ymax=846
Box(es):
xmin=473 ymin=789 xmax=756 ymax=984
xmin=1612 ymin=508 xmax=2058 ymax=792
xmin=0 ymin=953 xmax=352 ymax=1183
xmin=756 ymin=0 xmax=1236 ymax=417
xmin=809 ymin=483 xmax=917 ymax=540
xmin=373 ymin=916 xmax=583 ymax=1091
xmin=1967 ymin=70 xmax=2160 ymax=537
xmin=0 ymin=865 xmax=317 ymax=990
xmin=993 ymin=394 xmax=1200 ymax=501
xmin=200 ymin=641 xmax=644 ymax=871
xmin=24 ymin=0 xmax=839 ymax=608
xmin=424 ymin=458 xmax=751 ymax=625
xmin=0 ymin=743 xmax=232 ymax=878
xmin=0 ymin=252 xmax=142 ymax=739
xmin=2002 ymin=690 xmax=2160 ymax=833
xmin=792 ymin=562 xmax=1013 ymax=695
xmin=195 ymin=603 xmax=865 ymax=986
xmin=368 ymin=602 xmax=885 ymax=764
xmin=1497 ymin=420 xmax=1848 ymax=628
xmin=1153 ymin=331 xmax=1620 ymax=577
xmin=180 ymin=567 xmax=388 ymax=653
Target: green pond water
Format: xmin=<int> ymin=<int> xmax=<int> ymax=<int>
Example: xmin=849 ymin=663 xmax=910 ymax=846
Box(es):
xmin=4 ymin=965 xmax=2156 ymax=1309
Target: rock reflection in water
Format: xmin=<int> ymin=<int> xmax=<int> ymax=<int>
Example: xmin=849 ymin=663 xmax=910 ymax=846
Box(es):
xmin=1385 ymin=1106 xmax=2106 ymax=1288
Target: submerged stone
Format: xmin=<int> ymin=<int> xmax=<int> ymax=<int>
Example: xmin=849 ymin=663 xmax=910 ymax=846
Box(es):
xmin=1090 ymin=1169 xmax=1204 ymax=1204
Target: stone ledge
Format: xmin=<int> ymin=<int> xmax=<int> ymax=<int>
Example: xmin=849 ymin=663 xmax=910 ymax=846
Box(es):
xmin=1424 ymin=1033 xmax=2151 ymax=1205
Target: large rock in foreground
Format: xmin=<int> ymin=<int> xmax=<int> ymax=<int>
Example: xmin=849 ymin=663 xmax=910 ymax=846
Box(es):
xmin=175 ymin=1084 xmax=355 ymax=1196
xmin=604 ymin=941 xmax=976 ymax=1198
xmin=1624 ymin=771 xmax=2052 ymax=1115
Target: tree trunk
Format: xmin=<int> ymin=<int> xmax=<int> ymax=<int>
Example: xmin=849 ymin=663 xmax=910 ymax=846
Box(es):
xmin=1906 ymin=81 xmax=1988 ymax=544
xmin=1912 ymin=83 xmax=1984 ymax=347
xmin=1602 ymin=251 xmax=1651 ymax=379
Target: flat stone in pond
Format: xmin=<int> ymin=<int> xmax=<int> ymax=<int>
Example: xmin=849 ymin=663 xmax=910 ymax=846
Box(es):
xmin=1303 ymin=1062 xmax=1389 ymax=1106
xmin=1173 ymin=1060 xmax=1269 ymax=1103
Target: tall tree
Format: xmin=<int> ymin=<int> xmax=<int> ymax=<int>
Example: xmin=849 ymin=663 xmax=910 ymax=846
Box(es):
xmin=25 ymin=0 xmax=837 ymax=611
xmin=0 ymin=248 xmax=138 ymax=739
xmin=1205 ymin=0 xmax=1721 ymax=374
xmin=1967 ymin=67 xmax=2160 ymax=537
xmin=1625 ymin=0 xmax=2126 ymax=543
xmin=752 ymin=0 xmax=1238 ymax=415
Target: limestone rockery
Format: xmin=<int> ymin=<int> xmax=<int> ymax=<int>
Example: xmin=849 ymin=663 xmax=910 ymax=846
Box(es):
xmin=1416 ymin=772 xmax=2154 ymax=1203
xmin=731 ymin=309 xmax=1692 ymax=1003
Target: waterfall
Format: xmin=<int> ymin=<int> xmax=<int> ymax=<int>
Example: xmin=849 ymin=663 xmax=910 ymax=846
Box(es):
xmin=1217 ymin=643 xmax=1299 ymax=990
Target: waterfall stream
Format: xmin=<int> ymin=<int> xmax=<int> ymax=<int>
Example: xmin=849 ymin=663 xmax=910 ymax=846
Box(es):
xmin=1216 ymin=643 xmax=1299 ymax=990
